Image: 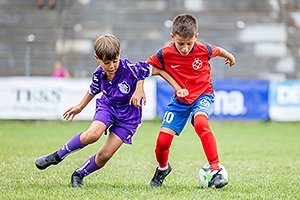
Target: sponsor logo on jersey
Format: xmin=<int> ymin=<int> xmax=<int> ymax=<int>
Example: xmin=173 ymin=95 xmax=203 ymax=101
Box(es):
xmin=93 ymin=75 xmax=98 ymax=82
xmin=171 ymin=64 xmax=180 ymax=69
xmin=126 ymin=135 xmax=132 ymax=140
xmin=118 ymin=81 xmax=130 ymax=94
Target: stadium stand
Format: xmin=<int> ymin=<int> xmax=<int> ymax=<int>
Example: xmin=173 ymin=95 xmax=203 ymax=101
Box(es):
xmin=0 ymin=0 xmax=300 ymax=79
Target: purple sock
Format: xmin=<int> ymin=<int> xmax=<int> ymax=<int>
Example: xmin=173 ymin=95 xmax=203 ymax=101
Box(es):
xmin=76 ymin=154 xmax=102 ymax=177
xmin=57 ymin=132 xmax=86 ymax=159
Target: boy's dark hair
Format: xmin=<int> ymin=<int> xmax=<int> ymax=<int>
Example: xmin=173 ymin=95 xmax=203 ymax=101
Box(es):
xmin=172 ymin=13 xmax=198 ymax=38
xmin=94 ymin=34 xmax=120 ymax=61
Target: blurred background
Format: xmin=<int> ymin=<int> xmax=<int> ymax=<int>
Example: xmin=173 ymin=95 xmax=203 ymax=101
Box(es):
xmin=1 ymin=0 xmax=300 ymax=80
xmin=1 ymin=0 xmax=300 ymax=122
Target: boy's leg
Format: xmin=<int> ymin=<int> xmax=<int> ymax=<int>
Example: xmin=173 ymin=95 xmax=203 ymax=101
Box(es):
xmin=194 ymin=113 xmax=227 ymax=188
xmin=150 ymin=98 xmax=190 ymax=187
xmin=57 ymin=132 xmax=85 ymax=159
xmin=191 ymin=94 xmax=227 ymax=188
xmin=35 ymin=121 xmax=106 ymax=170
xmin=191 ymin=93 xmax=220 ymax=171
xmin=155 ymin=129 xmax=175 ymax=169
xmin=71 ymin=131 xmax=123 ymax=187
xmin=71 ymin=154 xmax=101 ymax=188
xmin=194 ymin=114 xmax=219 ymax=171
xmin=150 ymin=128 xmax=175 ymax=187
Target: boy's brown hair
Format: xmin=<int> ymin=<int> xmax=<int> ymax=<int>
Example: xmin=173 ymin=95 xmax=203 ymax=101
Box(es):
xmin=94 ymin=34 xmax=120 ymax=61
xmin=172 ymin=13 xmax=198 ymax=38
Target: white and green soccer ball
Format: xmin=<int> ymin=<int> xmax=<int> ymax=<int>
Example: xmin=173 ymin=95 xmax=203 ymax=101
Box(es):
xmin=198 ymin=163 xmax=228 ymax=188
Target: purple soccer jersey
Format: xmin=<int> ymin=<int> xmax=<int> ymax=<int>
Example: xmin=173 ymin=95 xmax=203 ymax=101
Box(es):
xmin=89 ymin=59 xmax=151 ymax=144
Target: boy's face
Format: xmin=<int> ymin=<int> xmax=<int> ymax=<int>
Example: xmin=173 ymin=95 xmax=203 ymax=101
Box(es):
xmin=171 ymin=33 xmax=198 ymax=56
xmin=95 ymin=54 xmax=120 ymax=78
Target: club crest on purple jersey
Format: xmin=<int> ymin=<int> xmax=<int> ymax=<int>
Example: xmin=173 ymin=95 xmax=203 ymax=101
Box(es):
xmin=118 ymin=81 xmax=130 ymax=94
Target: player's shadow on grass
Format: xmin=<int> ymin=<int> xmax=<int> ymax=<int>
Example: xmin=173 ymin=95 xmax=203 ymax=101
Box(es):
xmin=86 ymin=181 xmax=201 ymax=191
xmin=29 ymin=179 xmax=227 ymax=191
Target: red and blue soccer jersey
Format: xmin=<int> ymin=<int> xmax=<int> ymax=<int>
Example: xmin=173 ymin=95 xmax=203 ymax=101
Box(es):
xmin=147 ymin=41 xmax=220 ymax=104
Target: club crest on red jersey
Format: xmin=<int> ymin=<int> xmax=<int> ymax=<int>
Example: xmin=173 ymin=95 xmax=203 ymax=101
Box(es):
xmin=192 ymin=58 xmax=203 ymax=70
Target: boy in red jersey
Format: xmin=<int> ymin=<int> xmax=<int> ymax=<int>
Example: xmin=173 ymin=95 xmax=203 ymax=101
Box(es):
xmin=148 ymin=13 xmax=235 ymax=188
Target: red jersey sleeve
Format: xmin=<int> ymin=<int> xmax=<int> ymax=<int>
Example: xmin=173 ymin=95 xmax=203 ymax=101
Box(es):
xmin=147 ymin=49 xmax=164 ymax=70
xmin=207 ymin=43 xmax=220 ymax=58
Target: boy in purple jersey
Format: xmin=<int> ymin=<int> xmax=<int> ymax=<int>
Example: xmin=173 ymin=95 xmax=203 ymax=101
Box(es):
xmin=35 ymin=34 xmax=188 ymax=187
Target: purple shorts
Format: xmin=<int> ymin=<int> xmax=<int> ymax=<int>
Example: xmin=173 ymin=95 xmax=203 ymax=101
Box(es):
xmin=93 ymin=102 xmax=141 ymax=144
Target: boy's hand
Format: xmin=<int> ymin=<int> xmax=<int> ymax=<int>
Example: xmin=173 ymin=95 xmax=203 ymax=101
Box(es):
xmin=176 ymin=88 xmax=189 ymax=97
xmin=63 ymin=105 xmax=82 ymax=121
xmin=129 ymin=90 xmax=146 ymax=108
xmin=225 ymin=53 xmax=235 ymax=67
xmin=218 ymin=47 xmax=236 ymax=67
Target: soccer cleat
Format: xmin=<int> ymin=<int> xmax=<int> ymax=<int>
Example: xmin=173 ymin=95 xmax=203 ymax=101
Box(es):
xmin=209 ymin=168 xmax=228 ymax=188
xmin=150 ymin=163 xmax=172 ymax=187
xmin=71 ymin=171 xmax=84 ymax=188
xmin=35 ymin=152 xmax=62 ymax=170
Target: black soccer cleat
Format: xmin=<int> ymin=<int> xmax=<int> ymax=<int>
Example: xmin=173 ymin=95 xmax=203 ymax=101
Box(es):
xmin=35 ymin=152 xmax=62 ymax=170
xmin=150 ymin=163 xmax=172 ymax=187
xmin=71 ymin=171 xmax=84 ymax=188
xmin=209 ymin=168 xmax=228 ymax=188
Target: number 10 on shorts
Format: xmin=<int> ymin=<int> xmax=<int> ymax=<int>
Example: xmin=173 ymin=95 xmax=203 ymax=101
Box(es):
xmin=163 ymin=111 xmax=174 ymax=123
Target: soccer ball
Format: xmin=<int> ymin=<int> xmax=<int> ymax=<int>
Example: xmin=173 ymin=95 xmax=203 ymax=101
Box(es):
xmin=198 ymin=163 xmax=228 ymax=188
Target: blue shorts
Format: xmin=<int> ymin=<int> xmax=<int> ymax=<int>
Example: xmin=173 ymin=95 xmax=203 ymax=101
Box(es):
xmin=161 ymin=93 xmax=215 ymax=135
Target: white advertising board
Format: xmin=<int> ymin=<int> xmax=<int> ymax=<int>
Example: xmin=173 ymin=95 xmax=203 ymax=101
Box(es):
xmin=269 ymin=80 xmax=300 ymax=121
xmin=0 ymin=77 xmax=156 ymax=120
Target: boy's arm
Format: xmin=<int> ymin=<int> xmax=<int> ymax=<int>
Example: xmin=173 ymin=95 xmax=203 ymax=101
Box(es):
xmin=129 ymin=63 xmax=190 ymax=108
xmin=129 ymin=80 xmax=146 ymax=108
xmin=152 ymin=66 xmax=188 ymax=97
xmin=218 ymin=47 xmax=236 ymax=67
xmin=63 ymin=91 xmax=95 ymax=120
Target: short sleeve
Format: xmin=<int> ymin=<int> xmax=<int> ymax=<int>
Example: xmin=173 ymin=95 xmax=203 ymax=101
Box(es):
xmin=147 ymin=49 xmax=164 ymax=69
xmin=123 ymin=59 xmax=151 ymax=80
xmin=208 ymin=43 xmax=220 ymax=58
xmin=89 ymin=66 xmax=103 ymax=95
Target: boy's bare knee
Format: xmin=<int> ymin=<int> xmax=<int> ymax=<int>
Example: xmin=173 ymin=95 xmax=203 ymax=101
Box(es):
xmin=81 ymin=130 xmax=101 ymax=144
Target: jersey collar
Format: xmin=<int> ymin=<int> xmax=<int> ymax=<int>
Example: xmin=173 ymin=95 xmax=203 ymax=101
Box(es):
xmin=173 ymin=42 xmax=195 ymax=56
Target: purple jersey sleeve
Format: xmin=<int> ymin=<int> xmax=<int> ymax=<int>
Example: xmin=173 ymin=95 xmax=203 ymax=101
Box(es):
xmin=89 ymin=65 xmax=104 ymax=95
xmin=122 ymin=59 xmax=151 ymax=80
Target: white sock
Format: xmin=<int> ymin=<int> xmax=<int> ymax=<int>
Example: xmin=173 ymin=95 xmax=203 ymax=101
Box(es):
xmin=158 ymin=165 xmax=168 ymax=170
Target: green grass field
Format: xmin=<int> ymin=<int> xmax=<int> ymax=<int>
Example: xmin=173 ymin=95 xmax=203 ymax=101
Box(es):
xmin=0 ymin=120 xmax=300 ymax=200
